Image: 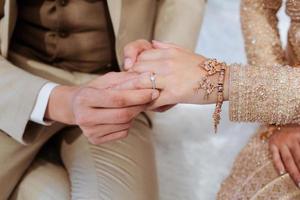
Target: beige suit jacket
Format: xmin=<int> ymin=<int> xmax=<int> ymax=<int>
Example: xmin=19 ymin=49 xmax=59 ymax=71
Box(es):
xmin=0 ymin=0 xmax=205 ymax=144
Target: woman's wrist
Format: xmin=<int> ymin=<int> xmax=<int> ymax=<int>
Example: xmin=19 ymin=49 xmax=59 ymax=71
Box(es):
xmin=189 ymin=58 xmax=229 ymax=132
xmin=191 ymin=58 xmax=230 ymax=104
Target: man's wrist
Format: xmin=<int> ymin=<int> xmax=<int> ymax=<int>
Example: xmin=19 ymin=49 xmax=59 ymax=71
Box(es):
xmin=30 ymin=82 xmax=60 ymax=125
xmin=45 ymin=85 xmax=79 ymax=125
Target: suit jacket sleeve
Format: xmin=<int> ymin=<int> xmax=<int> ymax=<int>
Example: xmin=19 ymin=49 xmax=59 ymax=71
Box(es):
xmin=0 ymin=20 xmax=48 ymax=144
xmin=154 ymin=0 xmax=206 ymax=51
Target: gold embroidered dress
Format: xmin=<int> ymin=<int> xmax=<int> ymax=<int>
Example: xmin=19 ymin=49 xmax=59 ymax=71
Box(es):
xmin=218 ymin=0 xmax=300 ymax=199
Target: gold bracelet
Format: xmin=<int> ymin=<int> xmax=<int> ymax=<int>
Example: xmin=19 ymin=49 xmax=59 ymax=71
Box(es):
xmin=196 ymin=59 xmax=227 ymax=133
xmin=214 ymin=64 xmax=226 ymax=133
xmin=260 ymin=125 xmax=281 ymax=141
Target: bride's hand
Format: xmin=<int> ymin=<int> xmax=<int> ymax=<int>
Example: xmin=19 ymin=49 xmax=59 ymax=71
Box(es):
xmin=121 ymin=40 xmax=229 ymax=109
xmin=269 ymin=125 xmax=300 ymax=186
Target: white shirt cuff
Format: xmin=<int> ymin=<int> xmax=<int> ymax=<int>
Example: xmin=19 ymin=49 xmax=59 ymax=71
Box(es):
xmin=30 ymin=82 xmax=60 ymax=126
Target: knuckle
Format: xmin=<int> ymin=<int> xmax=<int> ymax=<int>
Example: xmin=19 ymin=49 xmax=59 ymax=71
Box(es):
xmin=283 ymin=155 xmax=292 ymax=164
xmin=88 ymin=138 xmax=98 ymax=145
xmin=75 ymin=113 xmax=90 ymax=126
xmin=82 ymin=128 xmax=93 ymax=138
xmin=124 ymin=124 xmax=131 ymax=130
xmin=75 ymin=91 xmax=89 ymax=105
xmin=112 ymin=94 xmax=127 ymax=107
xmin=118 ymin=110 xmax=133 ymax=123
xmin=120 ymin=131 xmax=129 ymax=139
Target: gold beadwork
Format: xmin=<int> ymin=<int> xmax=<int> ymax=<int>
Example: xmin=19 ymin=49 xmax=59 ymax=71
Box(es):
xmin=219 ymin=0 xmax=300 ymax=199
xmin=195 ymin=76 xmax=216 ymax=99
xmin=241 ymin=0 xmax=286 ymax=67
xmin=196 ymin=59 xmax=226 ymax=99
xmin=260 ymin=125 xmax=281 ymax=141
xmin=229 ymin=63 xmax=300 ymax=125
xmin=196 ymin=59 xmax=226 ymax=133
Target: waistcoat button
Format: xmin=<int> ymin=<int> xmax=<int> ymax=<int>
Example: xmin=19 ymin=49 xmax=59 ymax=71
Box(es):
xmin=59 ymin=0 xmax=68 ymax=6
xmin=59 ymin=31 xmax=69 ymax=38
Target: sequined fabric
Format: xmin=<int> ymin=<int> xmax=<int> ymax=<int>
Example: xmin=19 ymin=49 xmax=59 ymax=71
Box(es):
xmin=220 ymin=0 xmax=300 ymax=199
xmin=217 ymin=131 xmax=300 ymax=200
xmin=240 ymin=0 xmax=285 ymax=67
xmin=229 ymin=63 xmax=300 ymax=125
xmin=287 ymin=0 xmax=300 ymax=66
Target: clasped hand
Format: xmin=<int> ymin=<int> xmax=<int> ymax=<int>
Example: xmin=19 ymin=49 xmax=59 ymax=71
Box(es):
xmin=121 ymin=39 xmax=209 ymax=110
xmin=46 ymin=40 xmax=211 ymax=145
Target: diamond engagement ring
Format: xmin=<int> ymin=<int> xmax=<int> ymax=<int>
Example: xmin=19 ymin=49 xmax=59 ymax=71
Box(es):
xmin=150 ymin=73 xmax=156 ymax=90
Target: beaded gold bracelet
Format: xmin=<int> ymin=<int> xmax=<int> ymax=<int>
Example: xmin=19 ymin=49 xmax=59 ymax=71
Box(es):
xmin=260 ymin=125 xmax=281 ymax=141
xmin=196 ymin=59 xmax=227 ymax=133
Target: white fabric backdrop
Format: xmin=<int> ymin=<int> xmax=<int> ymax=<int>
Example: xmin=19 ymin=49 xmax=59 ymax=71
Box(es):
xmin=153 ymin=0 xmax=290 ymax=199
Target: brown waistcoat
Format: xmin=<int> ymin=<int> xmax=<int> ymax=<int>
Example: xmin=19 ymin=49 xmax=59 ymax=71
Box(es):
xmin=11 ymin=0 xmax=117 ymax=73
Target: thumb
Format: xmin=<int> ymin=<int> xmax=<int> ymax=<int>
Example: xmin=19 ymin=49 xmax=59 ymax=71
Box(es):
xmin=123 ymin=40 xmax=152 ymax=70
xmin=152 ymin=40 xmax=181 ymax=49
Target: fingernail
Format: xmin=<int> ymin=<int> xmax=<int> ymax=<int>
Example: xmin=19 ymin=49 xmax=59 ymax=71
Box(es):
xmin=152 ymin=90 xmax=159 ymax=100
xmin=152 ymin=40 xmax=161 ymax=43
xmin=279 ymin=170 xmax=286 ymax=176
xmin=124 ymin=58 xmax=133 ymax=70
xmin=152 ymin=40 xmax=169 ymax=44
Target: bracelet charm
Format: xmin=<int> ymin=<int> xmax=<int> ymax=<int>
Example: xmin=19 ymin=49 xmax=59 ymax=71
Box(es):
xmin=196 ymin=58 xmax=227 ymax=133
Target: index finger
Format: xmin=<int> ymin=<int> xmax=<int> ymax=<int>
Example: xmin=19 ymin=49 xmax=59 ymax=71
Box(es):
xmin=83 ymin=87 xmax=160 ymax=108
xmin=112 ymin=73 xmax=165 ymax=91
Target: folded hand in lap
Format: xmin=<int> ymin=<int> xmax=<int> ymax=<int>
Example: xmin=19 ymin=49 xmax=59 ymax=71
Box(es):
xmin=269 ymin=124 xmax=300 ymax=186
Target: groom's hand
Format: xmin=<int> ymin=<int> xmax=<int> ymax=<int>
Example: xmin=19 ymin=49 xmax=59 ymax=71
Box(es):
xmin=45 ymin=72 xmax=159 ymax=145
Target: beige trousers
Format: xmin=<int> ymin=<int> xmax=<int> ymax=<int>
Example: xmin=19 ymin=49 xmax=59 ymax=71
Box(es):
xmin=1 ymin=52 xmax=158 ymax=200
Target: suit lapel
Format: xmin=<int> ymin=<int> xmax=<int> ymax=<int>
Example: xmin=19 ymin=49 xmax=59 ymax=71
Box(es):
xmin=1 ymin=0 xmax=17 ymax=58
xmin=107 ymin=0 xmax=122 ymax=37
